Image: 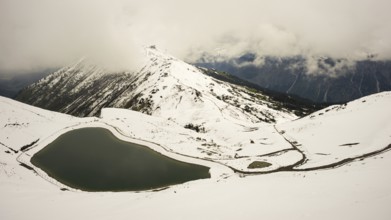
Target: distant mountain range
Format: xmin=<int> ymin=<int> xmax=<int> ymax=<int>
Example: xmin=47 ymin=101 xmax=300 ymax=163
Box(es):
xmin=7 ymin=52 xmax=391 ymax=106
xmin=0 ymin=70 xmax=54 ymax=98
xmin=196 ymin=54 xmax=391 ymax=103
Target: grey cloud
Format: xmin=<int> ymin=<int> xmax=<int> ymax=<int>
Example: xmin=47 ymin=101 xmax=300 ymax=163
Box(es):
xmin=1 ymin=0 xmax=390 ymax=73
xmin=0 ymin=0 xmax=143 ymax=73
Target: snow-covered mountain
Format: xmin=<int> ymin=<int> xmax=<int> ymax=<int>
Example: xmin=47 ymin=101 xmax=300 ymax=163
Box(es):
xmin=16 ymin=47 xmax=315 ymax=124
xmin=1 ymin=90 xmax=391 ymax=219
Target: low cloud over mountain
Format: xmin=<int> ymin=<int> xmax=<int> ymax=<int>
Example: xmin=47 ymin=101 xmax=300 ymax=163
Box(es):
xmin=1 ymin=0 xmax=391 ymax=74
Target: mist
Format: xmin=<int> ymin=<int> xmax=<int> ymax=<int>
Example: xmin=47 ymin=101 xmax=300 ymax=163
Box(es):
xmin=1 ymin=0 xmax=391 ymax=74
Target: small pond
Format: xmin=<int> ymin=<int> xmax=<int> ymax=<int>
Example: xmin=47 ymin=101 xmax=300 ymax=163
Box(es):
xmin=31 ymin=127 xmax=210 ymax=191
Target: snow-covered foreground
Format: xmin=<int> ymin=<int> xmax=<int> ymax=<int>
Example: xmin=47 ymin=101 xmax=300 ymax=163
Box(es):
xmin=1 ymin=91 xmax=391 ymax=219
xmin=2 ymin=145 xmax=391 ymax=219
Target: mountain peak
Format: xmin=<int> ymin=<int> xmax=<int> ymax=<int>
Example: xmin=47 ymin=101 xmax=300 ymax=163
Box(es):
xmin=16 ymin=49 xmax=309 ymax=127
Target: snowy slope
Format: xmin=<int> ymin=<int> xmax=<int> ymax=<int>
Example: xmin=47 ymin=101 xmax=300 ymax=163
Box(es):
xmin=1 ymin=92 xmax=391 ymax=219
xmin=0 ymin=96 xmax=92 ymax=152
xmin=277 ymin=92 xmax=391 ymax=170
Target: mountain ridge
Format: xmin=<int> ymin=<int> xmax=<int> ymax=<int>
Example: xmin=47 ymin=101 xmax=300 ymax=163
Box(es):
xmin=16 ymin=48 xmax=316 ymax=125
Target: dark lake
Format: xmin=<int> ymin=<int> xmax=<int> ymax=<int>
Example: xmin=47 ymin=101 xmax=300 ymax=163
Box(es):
xmin=31 ymin=127 xmax=210 ymax=191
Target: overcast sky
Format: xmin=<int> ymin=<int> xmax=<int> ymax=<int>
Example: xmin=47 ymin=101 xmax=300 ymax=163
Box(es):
xmin=1 ymin=0 xmax=391 ymax=73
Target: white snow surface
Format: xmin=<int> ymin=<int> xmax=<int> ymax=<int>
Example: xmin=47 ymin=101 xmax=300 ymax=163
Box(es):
xmin=277 ymin=92 xmax=391 ymax=169
xmin=1 ymin=69 xmax=391 ymax=218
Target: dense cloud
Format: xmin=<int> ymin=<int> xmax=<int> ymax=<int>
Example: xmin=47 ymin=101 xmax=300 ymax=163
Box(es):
xmin=1 ymin=0 xmax=391 ymax=73
xmin=0 ymin=0 xmax=143 ymax=73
